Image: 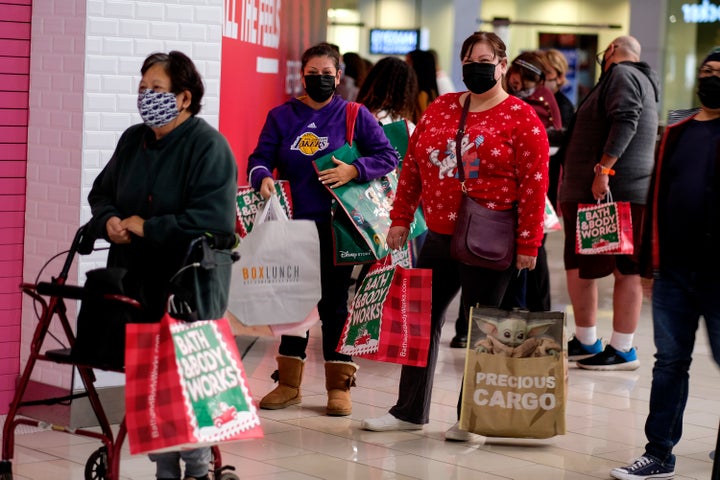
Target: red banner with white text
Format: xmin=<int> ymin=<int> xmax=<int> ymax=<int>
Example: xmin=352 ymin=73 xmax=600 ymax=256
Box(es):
xmin=219 ymin=0 xmax=330 ymax=183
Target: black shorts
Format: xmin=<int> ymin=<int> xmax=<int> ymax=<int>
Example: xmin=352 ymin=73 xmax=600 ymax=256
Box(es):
xmin=561 ymin=202 xmax=645 ymax=280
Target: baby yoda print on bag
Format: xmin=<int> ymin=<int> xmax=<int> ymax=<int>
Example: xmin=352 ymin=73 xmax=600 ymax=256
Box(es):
xmin=460 ymin=307 xmax=567 ymax=438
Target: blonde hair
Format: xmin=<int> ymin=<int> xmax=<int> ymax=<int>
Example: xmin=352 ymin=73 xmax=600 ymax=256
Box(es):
xmin=541 ymin=49 xmax=569 ymax=86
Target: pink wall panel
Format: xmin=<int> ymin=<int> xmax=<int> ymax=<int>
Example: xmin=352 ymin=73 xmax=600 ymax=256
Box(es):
xmin=0 ymin=73 xmax=29 ymax=91
xmin=0 ymin=109 xmax=29 ymax=125
xmin=2 ymin=4 xmax=31 ymax=22
xmin=0 ymin=40 xmax=30 ymax=57
xmin=0 ymin=126 xmax=28 ymax=143
xmin=0 ymin=56 xmax=30 ymax=74
xmin=0 ymin=91 xmax=29 ymax=108
xmin=0 ymin=161 xmax=26 ymax=175
xmin=1 ymin=0 xmax=30 ymax=415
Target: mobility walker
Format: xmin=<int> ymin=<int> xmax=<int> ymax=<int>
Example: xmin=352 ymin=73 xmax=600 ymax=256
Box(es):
xmin=0 ymin=225 xmax=240 ymax=480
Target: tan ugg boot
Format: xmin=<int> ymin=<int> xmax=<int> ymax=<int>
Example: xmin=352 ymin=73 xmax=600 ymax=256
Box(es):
xmin=259 ymin=355 xmax=304 ymax=410
xmin=324 ymin=361 xmax=358 ymax=416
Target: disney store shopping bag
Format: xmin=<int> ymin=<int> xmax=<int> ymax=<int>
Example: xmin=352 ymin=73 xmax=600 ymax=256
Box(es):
xmin=575 ymin=194 xmax=633 ymax=254
xmin=235 ymin=180 xmax=293 ymax=237
xmin=227 ymin=195 xmax=321 ymax=326
xmin=315 ymin=144 xmax=426 ymax=265
xmin=125 ymin=314 xmax=263 ymax=455
xmin=460 ymin=307 xmax=566 ymax=439
xmin=336 ymin=262 xmax=431 ymax=367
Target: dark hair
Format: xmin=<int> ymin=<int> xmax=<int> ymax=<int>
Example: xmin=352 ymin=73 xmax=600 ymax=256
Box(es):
xmin=301 ymin=43 xmax=341 ymax=72
xmin=406 ymin=49 xmax=438 ymax=102
xmin=343 ymin=52 xmax=368 ymax=87
xmin=357 ymin=56 xmax=420 ymax=123
xmin=141 ymin=51 xmax=204 ymax=115
xmin=508 ymin=51 xmax=545 ymax=84
xmin=460 ymin=31 xmax=507 ymax=63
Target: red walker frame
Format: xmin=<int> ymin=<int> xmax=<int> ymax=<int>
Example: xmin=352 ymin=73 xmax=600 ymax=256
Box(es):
xmin=0 ymin=226 xmax=239 ymax=480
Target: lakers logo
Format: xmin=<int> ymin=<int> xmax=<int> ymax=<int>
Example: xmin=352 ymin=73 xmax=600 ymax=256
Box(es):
xmin=290 ymin=132 xmax=329 ymax=156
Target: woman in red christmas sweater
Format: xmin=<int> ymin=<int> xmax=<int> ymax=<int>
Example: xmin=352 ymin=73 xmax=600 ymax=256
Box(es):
xmin=361 ymin=31 xmax=549 ymax=440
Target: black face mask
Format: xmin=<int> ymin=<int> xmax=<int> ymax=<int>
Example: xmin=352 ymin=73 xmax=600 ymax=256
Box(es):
xmin=698 ymin=75 xmax=720 ymax=109
xmin=304 ymin=74 xmax=336 ymax=103
xmin=462 ymin=62 xmax=498 ymax=94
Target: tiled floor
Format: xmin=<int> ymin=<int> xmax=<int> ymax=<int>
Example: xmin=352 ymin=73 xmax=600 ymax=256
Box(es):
xmin=2 ymin=232 xmax=719 ymax=479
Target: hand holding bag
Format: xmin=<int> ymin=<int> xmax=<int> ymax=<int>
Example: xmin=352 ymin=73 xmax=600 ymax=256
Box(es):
xmin=235 ymin=180 xmax=293 ymax=237
xmin=575 ymin=190 xmax=634 ymax=255
xmin=336 ymin=259 xmax=431 ymax=367
xmin=450 ymin=95 xmax=517 ymax=270
xmin=227 ymin=195 xmax=321 ymax=325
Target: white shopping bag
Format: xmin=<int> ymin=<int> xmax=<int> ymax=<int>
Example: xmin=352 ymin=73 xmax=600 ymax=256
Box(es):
xmin=228 ymin=195 xmax=321 ymax=325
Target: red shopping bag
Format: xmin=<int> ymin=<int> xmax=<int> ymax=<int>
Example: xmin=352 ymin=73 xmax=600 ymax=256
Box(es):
xmin=575 ymin=197 xmax=633 ymax=255
xmin=336 ymin=262 xmax=431 ymax=366
xmin=125 ymin=314 xmax=263 ymax=455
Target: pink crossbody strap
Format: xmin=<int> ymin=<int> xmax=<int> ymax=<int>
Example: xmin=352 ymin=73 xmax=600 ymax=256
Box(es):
xmin=345 ymin=101 xmax=361 ymax=146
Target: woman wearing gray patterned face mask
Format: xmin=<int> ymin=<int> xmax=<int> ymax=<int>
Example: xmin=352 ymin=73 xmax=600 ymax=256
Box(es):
xmin=88 ymin=51 xmax=238 ymax=480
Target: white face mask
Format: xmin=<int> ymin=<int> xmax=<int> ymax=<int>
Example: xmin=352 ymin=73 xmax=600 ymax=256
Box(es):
xmin=137 ymin=89 xmax=180 ymax=128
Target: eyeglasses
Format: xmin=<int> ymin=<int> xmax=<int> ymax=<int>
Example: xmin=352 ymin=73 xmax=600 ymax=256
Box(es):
xmin=699 ymin=66 xmax=720 ymax=77
xmin=596 ymin=45 xmax=616 ymax=66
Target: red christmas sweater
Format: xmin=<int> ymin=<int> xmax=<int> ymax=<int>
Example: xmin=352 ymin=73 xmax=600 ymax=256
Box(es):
xmin=391 ymin=92 xmax=549 ymax=257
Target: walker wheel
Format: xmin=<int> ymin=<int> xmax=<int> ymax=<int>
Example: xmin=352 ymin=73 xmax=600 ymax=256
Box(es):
xmin=216 ymin=473 xmax=240 ymax=480
xmin=84 ymin=446 xmax=108 ymax=480
xmin=0 ymin=460 xmax=13 ymax=480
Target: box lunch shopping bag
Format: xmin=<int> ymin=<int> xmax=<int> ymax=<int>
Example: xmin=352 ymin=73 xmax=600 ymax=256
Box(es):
xmin=336 ymin=262 xmax=431 ymax=366
xmin=227 ymin=195 xmax=321 ymax=326
xmin=575 ymin=194 xmax=633 ymax=254
xmin=460 ymin=307 xmax=567 ymax=439
xmin=125 ymin=314 xmax=263 ymax=455
xmin=235 ymin=180 xmax=293 ymax=238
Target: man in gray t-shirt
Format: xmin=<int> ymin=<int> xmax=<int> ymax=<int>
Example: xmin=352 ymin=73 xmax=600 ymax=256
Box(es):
xmin=558 ymin=35 xmax=659 ymax=371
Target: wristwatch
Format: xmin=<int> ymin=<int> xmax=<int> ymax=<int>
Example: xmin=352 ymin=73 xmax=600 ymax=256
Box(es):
xmin=594 ymin=163 xmax=615 ymax=176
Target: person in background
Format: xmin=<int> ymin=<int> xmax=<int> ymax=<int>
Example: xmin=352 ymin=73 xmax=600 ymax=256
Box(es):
xmin=336 ymin=52 xmax=367 ymax=102
xmin=88 ymin=51 xmax=237 ymax=480
xmin=406 ymin=49 xmax=439 ymax=117
xmin=356 ymin=56 xmax=419 ymax=133
xmin=247 ymin=43 xmax=397 ymax=417
xmin=429 ymin=48 xmax=457 ymax=95
xmin=538 ymin=48 xmax=575 ymax=209
xmin=610 ymin=47 xmax=720 ymax=480
xmin=354 ymin=56 xmax=420 ymax=283
xmin=539 ymin=48 xmax=575 ymax=128
xmin=506 ymin=51 xmax=563 ymax=134
xmin=559 ymin=35 xmax=659 ymax=371
xmin=361 ymin=31 xmax=548 ymax=441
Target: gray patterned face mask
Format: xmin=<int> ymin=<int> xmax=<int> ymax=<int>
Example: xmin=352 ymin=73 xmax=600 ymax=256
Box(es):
xmin=137 ymin=89 xmax=180 ymax=128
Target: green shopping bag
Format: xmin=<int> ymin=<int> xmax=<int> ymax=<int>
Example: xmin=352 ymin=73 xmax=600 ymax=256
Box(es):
xmin=315 ymin=144 xmax=426 ymax=265
xmin=382 ymin=120 xmax=410 ymax=168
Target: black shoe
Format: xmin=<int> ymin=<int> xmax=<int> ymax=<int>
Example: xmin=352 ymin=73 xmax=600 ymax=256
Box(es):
xmin=576 ymin=345 xmax=640 ymax=371
xmin=450 ymin=335 xmax=467 ymax=348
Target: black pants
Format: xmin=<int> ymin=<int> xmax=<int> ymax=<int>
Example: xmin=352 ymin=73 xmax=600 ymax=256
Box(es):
xmin=388 ymin=231 xmax=514 ymax=424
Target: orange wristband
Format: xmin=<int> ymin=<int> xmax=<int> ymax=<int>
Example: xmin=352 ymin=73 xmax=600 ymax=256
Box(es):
xmin=594 ymin=163 xmax=615 ymax=176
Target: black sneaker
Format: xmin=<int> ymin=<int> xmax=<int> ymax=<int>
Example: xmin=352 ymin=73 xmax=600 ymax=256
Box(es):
xmin=610 ymin=455 xmax=674 ymax=479
xmin=567 ymin=336 xmax=603 ymax=361
xmin=577 ymin=344 xmax=640 ymax=371
xmin=450 ymin=335 xmax=467 ymax=348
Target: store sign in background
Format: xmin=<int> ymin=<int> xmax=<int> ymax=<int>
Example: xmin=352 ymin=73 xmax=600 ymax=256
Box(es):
xmin=220 ymin=0 xmax=330 ymax=182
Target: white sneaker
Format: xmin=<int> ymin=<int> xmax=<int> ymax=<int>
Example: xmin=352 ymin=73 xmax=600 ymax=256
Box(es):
xmin=444 ymin=421 xmax=473 ymax=442
xmin=361 ymin=413 xmax=423 ymax=432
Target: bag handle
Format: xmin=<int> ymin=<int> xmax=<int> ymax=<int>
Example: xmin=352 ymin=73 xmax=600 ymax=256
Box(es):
xmin=253 ymin=194 xmax=288 ymax=225
xmin=346 ymin=102 xmax=362 ymax=146
xmin=455 ymin=94 xmax=472 ymax=193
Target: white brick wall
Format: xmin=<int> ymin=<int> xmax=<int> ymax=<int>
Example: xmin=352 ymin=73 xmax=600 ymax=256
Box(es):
xmin=24 ymin=0 xmax=225 ymax=389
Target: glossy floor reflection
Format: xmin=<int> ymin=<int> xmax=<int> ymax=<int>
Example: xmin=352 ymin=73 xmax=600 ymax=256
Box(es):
xmin=2 ymin=232 xmax=719 ymax=479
